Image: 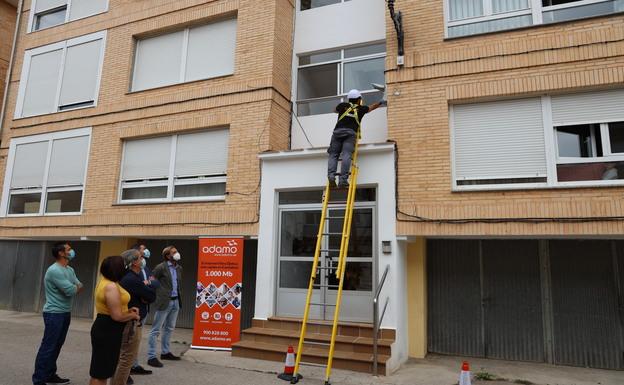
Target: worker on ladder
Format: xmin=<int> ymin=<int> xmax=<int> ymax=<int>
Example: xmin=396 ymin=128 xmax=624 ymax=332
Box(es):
xmin=327 ymin=89 xmax=386 ymax=189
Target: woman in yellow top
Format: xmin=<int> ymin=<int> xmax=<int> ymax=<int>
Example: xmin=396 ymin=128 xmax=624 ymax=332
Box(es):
xmin=89 ymin=256 xmax=139 ymax=385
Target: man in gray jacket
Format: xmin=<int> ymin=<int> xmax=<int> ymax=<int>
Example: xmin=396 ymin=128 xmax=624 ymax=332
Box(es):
xmin=147 ymin=245 xmax=183 ymax=368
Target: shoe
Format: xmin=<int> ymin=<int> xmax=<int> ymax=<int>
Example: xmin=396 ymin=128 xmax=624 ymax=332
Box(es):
xmin=147 ymin=357 xmax=163 ymax=367
xmin=328 ymin=177 xmax=337 ymax=188
xmin=338 ymin=180 xmax=349 ymax=189
xmin=46 ymin=374 xmax=70 ymax=384
xmin=126 ymin=376 xmax=134 ymax=385
xmin=160 ymin=352 xmax=181 ymax=361
xmin=130 ymin=365 xmax=152 ymax=375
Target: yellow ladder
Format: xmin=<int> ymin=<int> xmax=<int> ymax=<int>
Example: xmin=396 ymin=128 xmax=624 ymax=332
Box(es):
xmin=290 ymin=132 xmax=361 ymax=385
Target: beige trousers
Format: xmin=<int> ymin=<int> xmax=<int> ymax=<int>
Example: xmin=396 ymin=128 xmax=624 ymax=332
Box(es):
xmin=112 ymin=321 xmax=141 ymax=385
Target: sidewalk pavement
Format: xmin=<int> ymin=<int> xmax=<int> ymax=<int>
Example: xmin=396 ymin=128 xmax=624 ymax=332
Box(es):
xmin=1 ymin=310 xmax=621 ymax=385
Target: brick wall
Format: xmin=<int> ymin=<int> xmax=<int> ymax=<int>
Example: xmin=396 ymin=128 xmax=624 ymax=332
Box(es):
xmin=0 ymin=0 xmax=294 ymax=238
xmin=0 ymin=1 xmax=16 ymax=116
xmin=385 ymin=2 xmax=624 ymax=236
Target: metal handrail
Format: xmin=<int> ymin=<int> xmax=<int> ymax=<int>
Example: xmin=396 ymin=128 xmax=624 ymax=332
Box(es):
xmin=373 ymin=265 xmax=390 ymax=376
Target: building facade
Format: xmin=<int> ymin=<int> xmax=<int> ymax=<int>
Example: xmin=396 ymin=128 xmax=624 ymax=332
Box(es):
xmin=1 ymin=0 xmax=623 ymax=375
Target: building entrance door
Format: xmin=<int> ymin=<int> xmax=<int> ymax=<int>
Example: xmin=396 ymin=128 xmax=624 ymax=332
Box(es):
xmin=276 ymin=190 xmax=375 ymax=322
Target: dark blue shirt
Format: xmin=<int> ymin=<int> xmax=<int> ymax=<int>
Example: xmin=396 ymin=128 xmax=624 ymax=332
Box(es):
xmin=120 ymin=269 xmax=156 ymax=322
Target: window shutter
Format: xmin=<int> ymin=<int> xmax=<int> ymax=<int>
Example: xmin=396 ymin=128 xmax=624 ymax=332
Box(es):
xmin=22 ymin=49 xmax=63 ymax=117
xmin=47 ymin=136 xmax=90 ymax=187
xmin=132 ymin=31 xmax=184 ymax=91
xmin=69 ymin=0 xmax=107 ymax=20
xmin=10 ymin=141 xmax=49 ymax=189
xmin=551 ymin=89 xmax=624 ymax=126
xmin=122 ymin=136 xmax=172 ymax=181
xmin=453 ymin=98 xmax=547 ymax=181
xmin=59 ymin=39 xmax=102 ymax=107
xmin=175 ymin=130 xmax=229 ymax=177
xmin=35 ymin=0 xmax=66 ymax=13
xmin=185 ymin=18 xmax=237 ymax=82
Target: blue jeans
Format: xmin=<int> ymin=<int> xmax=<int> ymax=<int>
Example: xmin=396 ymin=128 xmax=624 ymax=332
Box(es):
xmin=148 ymin=300 xmax=179 ymax=359
xmin=32 ymin=312 xmax=71 ymax=385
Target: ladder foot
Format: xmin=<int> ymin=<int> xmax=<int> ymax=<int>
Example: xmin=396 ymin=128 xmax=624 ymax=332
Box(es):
xmin=287 ymin=374 xmax=303 ymax=384
xmin=324 ymin=381 xmax=331 ymax=385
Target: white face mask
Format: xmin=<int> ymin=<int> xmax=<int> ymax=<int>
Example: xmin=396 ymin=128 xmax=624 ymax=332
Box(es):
xmin=172 ymin=252 xmax=181 ymax=261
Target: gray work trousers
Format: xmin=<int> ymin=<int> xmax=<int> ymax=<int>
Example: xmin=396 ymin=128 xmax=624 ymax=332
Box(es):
xmin=327 ymin=128 xmax=356 ymax=184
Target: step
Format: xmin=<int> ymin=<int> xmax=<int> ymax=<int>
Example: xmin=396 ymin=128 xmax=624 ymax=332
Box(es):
xmin=252 ymin=317 xmax=396 ymax=340
xmin=231 ymin=340 xmax=389 ymax=375
xmin=239 ymin=327 xmax=392 ymax=356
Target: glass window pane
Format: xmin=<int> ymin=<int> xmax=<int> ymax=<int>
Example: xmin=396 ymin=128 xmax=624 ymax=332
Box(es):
xmin=279 ymin=261 xmax=315 ymax=289
xmin=448 ymin=14 xmax=532 ymax=37
xmin=300 ymin=0 xmax=341 ymax=11
xmin=9 ymin=193 xmax=41 ymax=214
xmin=132 ymin=31 xmax=184 ymax=91
xmin=297 ymin=63 xmax=338 ymax=100
xmin=328 ymin=208 xmax=373 ymax=258
xmin=35 ymin=7 xmax=67 ymax=30
xmin=121 ymin=186 xmax=167 ymax=200
xmin=327 ymin=262 xmax=372 ymax=291
xmin=297 ymin=96 xmax=342 ymax=116
xmin=173 ymin=182 xmax=225 ymax=198
xmin=45 ymin=190 xmax=82 ymax=213
xmin=493 ymin=0 xmax=529 ymax=13
xmin=279 ymin=190 xmax=323 ymax=205
xmin=299 ymin=50 xmax=340 ymax=66
xmin=557 ymin=125 xmax=594 ymax=157
xmin=543 ymin=0 xmax=624 ymax=23
xmin=609 ymin=122 xmax=624 ymax=153
xmin=557 ymin=161 xmax=624 ymax=182
xmin=280 ymin=211 xmax=321 ymax=257
xmin=344 ymin=43 xmax=386 ymax=59
xmin=343 ymin=57 xmax=385 ymax=93
xmin=448 ymin=0 xmax=484 ymax=20
xmin=185 ymin=19 xmax=237 ymax=82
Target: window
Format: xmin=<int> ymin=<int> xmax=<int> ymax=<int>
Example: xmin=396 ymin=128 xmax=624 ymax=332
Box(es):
xmin=296 ymin=42 xmax=385 ymax=116
xmin=445 ymin=0 xmax=624 ymax=37
xmin=300 ymin=0 xmax=350 ymax=11
xmin=119 ymin=129 xmax=229 ymax=203
xmin=30 ymin=0 xmax=108 ymax=32
xmin=15 ymin=31 xmax=106 ymax=118
xmin=451 ymin=89 xmax=624 ymax=190
xmin=132 ymin=18 xmax=237 ymax=92
xmin=1 ymin=128 xmax=91 ymax=216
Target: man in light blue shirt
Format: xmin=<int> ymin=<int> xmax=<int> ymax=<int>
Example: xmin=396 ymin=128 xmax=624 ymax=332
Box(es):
xmin=33 ymin=242 xmax=83 ymax=385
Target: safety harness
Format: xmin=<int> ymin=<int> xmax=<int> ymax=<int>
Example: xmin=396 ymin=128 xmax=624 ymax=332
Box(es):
xmin=337 ymin=103 xmax=361 ymax=137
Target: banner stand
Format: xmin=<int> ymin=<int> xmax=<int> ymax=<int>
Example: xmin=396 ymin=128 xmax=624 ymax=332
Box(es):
xmin=191 ymin=237 xmax=244 ymax=350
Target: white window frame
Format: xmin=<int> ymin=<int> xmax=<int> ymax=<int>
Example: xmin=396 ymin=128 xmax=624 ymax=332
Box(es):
xmin=131 ymin=18 xmax=237 ymax=92
xmin=295 ymin=42 xmax=386 ymax=116
xmin=444 ymin=0 xmax=622 ymax=38
xmin=451 ymin=94 xmax=624 ymax=191
xmin=28 ymin=0 xmax=110 ymax=33
xmin=118 ymin=132 xmax=228 ymax=204
xmin=0 ymin=127 xmax=92 ymax=217
xmin=14 ymin=30 xmax=107 ymax=119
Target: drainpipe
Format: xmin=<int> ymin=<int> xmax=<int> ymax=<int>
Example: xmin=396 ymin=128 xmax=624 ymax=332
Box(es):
xmin=0 ymin=0 xmax=24 ymax=146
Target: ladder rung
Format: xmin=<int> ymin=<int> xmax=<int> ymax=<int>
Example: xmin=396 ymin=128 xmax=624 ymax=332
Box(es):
xmin=321 ymin=232 xmax=342 ymax=236
xmin=320 ymin=249 xmax=340 ymax=253
xmin=312 ymin=283 xmax=339 ymax=289
xmin=326 ymin=216 xmax=344 ymax=220
xmin=328 ymin=200 xmax=348 ymax=204
xmin=299 ymin=361 xmax=326 ymax=368
xmin=304 ymin=340 xmax=331 ymax=346
xmin=316 ymin=266 xmax=334 ymax=270
xmin=309 ymin=302 xmax=336 ymax=307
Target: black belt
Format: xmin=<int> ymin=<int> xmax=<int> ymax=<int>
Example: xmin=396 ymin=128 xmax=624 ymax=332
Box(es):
xmin=170 ymin=296 xmax=178 ymax=300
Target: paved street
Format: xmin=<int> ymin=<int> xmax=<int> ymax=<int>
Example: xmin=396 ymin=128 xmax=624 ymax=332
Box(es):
xmin=1 ymin=311 xmax=621 ymax=385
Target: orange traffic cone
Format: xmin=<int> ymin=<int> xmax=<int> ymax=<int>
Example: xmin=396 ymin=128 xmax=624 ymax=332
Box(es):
xmin=459 ymin=361 xmax=471 ymax=385
xmin=277 ymin=346 xmax=301 ymax=381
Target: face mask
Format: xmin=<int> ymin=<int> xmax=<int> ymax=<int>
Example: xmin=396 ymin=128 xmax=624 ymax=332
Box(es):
xmin=143 ymin=248 xmax=151 ymax=259
xmin=140 ymin=258 xmax=146 ymax=269
xmin=67 ymin=249 xmax=76 ymax=260
xmin=172 ymin=252 xmax=181 ymax=261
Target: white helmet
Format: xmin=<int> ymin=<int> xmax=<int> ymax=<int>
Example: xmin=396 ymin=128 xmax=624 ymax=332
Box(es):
xmin=347 ymin=89 xmax=362 ymax=100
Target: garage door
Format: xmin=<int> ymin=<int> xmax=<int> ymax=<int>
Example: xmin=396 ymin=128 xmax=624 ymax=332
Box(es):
xmin=427 ymin=239 xmax=624 ymax=369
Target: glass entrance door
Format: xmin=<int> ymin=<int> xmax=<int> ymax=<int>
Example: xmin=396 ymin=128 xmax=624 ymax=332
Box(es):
xmin=276 ymin=192 xmax=375 ymax=322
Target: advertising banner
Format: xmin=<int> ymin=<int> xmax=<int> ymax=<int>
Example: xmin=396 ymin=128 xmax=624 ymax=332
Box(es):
xmin=191 ymin=237 xmax=244 ymax=350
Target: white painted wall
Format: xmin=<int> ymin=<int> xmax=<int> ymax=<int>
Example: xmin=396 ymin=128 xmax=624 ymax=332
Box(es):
xmin=294 ymin=0 xmax=386 ymax=55
xmin=292 ymin=107 xmax=388 ymax=149
xmin=254 ymin=144 xmax=400 ymax=332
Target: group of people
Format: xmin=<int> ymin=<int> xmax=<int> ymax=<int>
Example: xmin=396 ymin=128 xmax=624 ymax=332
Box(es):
xmin=32 ymin=242 xmax=184 ymax=385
